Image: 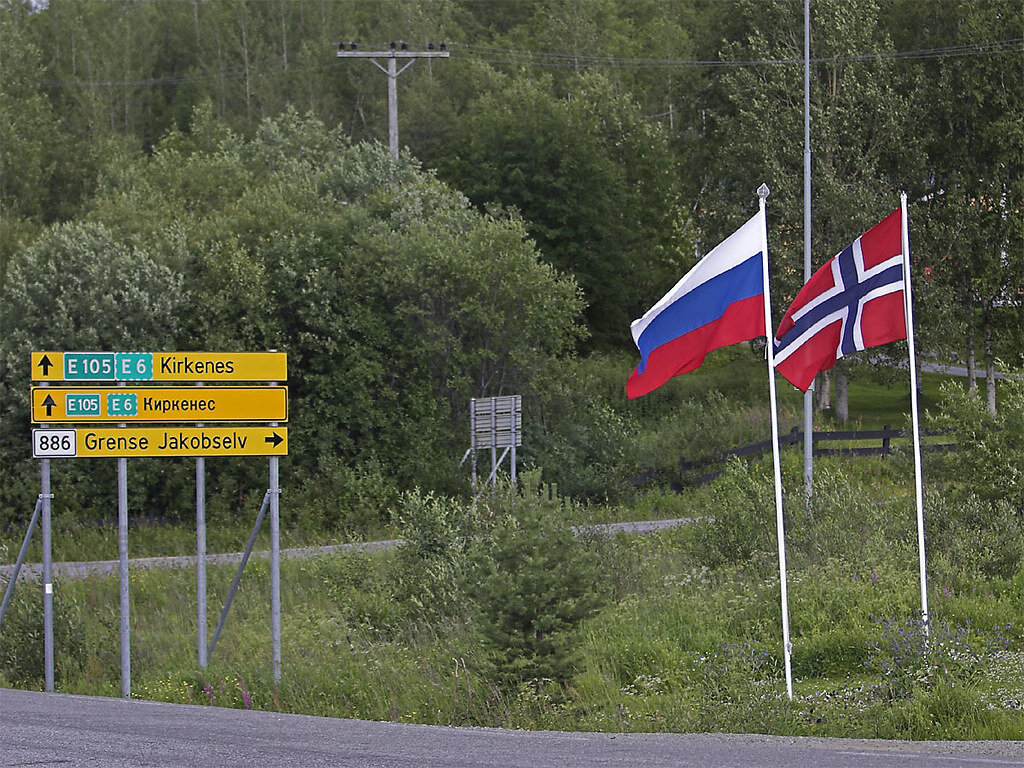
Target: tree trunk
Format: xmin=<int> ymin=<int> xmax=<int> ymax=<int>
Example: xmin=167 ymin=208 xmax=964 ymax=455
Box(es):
xmin=983 ymin=302 xmax=996 ymax=415
xmin=815 ymin=370 xmax=831 ymax=413
xmin=239 ymin=7 xmax=251 ymax=118
xmin=281 ymin=3 xmax=288 ymax=70
xmin=835 ymin=368 xmax=849 ymax=423
xmin=965 ymin=287 xmax=977 ymax=392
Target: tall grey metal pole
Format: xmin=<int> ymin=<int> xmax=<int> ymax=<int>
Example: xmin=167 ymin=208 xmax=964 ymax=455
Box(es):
xmin=469 ymin=400 xmax=477 ymax=485
xmin=387 ymin=56 xmax=398 ymax=160
xmin=41 ymin=457 xmax=54 ymax=692
xmin=196 ymin=381 xmax=207 ymax=668
xmin=118 ymin=382 xmax=130 ymax=698
xmin=803 ymin=0 xmax=814 ymax=503
xmin=269 ymin=370 xmax=281 ymax=682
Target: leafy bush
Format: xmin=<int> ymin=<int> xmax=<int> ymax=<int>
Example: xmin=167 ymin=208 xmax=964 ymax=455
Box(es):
xmin=288 ymin=459 xmax=399 ymax=536
xmin=786 ymin=461 xmax=911 ymax=568
xmin=685 ymin=458 xmax=775 ymax=569
xmin=926 ymin=377 xmax=1024 ymax=513
xmin=389 ymin=490 xmax=487 ymax=627
xmin=925 ymin=490 xmax=1024 ymax=581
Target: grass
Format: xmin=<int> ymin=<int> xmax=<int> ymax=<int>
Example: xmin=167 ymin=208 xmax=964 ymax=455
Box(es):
xmin=3 ymin=353 xmax=1021 ymax=739
xmin=0 ymin=513 xmax=392 ymax=565
xmin=3 ymin=460 xmax=1022 ymax=740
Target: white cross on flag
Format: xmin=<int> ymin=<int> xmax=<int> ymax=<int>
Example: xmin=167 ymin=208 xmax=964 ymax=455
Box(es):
xmin=773 ymin=208 xmax=907 ymax=392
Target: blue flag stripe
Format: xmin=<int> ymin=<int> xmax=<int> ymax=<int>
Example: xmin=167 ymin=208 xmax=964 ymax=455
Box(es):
xmin=636 ymin=253 xmax=763 ymax=372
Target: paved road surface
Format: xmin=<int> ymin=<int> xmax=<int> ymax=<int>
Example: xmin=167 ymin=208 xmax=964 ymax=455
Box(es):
xmin=2 ymin=689 xmax=1022 ymax=768
xmin=0 ymin=518 xmax=695 ymax=581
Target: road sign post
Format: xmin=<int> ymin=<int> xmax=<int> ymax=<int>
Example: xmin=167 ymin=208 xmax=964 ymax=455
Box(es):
xmin=467 ymin=396 xmax=522 ymax=487
xmin=29 ymin=350 xmax=289 ymax=691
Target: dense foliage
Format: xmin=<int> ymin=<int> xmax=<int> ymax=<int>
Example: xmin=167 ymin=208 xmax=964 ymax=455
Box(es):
xmin=0 ymin=109 xmax=586 ymax=524
xmin=1 ymin=1 xmax=1022 ymax=667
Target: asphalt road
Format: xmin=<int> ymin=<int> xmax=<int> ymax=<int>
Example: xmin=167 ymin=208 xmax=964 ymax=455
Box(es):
xmin=0 ymin=518 xmax=695 ymax=581
xmin=2 ymin=689 xmax=1022 ymax=768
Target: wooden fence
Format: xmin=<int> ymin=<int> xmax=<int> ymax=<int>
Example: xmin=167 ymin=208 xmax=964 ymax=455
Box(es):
xmin=630 ymin=425 xmax=956 ymax=490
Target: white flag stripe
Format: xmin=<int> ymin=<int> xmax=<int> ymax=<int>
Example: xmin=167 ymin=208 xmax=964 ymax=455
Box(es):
xmin=790 ymin=244 xmax=903 ymax=326
xmin=630 ymin=211 xmax=763 ymax=344
xmin=851 ymin=281 xmax=905 ymax=350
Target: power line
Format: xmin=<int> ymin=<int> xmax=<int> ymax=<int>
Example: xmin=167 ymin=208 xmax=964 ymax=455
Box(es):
xmin=448 ymin=38 xmax=1024 ymax=69
xmin=36 ymin=38 xmax=1023 ymax=89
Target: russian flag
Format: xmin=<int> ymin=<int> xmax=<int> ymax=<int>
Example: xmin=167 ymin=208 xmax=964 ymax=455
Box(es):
xmin=628 ymin=211 xmax=766 ymax=399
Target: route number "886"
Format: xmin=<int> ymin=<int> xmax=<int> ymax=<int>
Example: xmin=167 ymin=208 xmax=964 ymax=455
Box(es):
xmin=32 ymin=429 xmax=77 ymax=458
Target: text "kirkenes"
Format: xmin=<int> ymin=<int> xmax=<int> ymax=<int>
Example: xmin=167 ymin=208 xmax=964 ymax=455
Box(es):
xmin=160 ymin=356 xmax=235 ymax=375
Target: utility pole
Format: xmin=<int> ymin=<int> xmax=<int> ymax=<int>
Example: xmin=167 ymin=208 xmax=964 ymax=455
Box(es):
xmin=336 ymin=41 xmax=449 ymax=160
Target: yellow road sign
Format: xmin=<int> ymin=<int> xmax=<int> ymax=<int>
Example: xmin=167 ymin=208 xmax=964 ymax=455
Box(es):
xmin=32 ymin=427 xmax=288 ymax=458
xmin=31 ymin=351 xmax=287 ymax=382
xmin=31 ymin=387 xmax=288 ymax=423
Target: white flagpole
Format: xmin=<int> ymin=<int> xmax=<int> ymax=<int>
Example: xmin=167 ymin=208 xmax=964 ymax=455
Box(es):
xmin=901 ymin=191 xmax=930 ymax=634
xmin=758 ymin=183 xmax=794 ymax=700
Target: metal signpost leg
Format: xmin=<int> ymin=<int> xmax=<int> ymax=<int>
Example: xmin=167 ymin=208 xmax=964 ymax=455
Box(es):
xmin=118 ymin=454 xmax=129 ymax=698
xmin=118 ymin=378 xmax=130 ymax=699
xmin=510 ymin=397 xmax=518 ymax=483
xmin=489 ymin=401 xmax=497 ymax=486
xmin=196 ymin=455 xmax=207 ymax=668
xmin=0 ymin=497 xmax=43 ymax=628
xmin=470 ymin=400 xmax=477 ymax=486
xmin=42 ymin=460 xmax=54 ymax=692
xmin=207 ymin=491 xmax=270 ymax=660
xmin=269 ymin=369 xmax=281 ymax=682
xmin=196 ymin=382 xmax=207 ymax=669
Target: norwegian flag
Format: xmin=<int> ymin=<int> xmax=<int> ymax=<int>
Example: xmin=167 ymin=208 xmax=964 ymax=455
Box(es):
xmin=773 ymin=208 xmax=907 ymax=392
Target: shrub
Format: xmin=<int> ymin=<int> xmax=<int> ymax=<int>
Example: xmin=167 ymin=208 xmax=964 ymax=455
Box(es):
xmin=685 ymin=458 xmax=775 ymax=569
xmin=389 ymin=490 xmax=486 ymax=627
xmin=468 ymin=486 xmax=607 ymax=688
xmin=926 ymin=377 xmax=1024 ymax=513
xmin=865 ymin=614 xmax=1011 ymax=700
xmin=925 ymin=490 xmax=1024 ymax=581
xmin=288 ymin=458 xmax=399 ymax=535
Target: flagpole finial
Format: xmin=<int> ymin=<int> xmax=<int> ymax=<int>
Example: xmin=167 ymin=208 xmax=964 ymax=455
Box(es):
xmin=757 ymin=183 xmax=770 ymax=200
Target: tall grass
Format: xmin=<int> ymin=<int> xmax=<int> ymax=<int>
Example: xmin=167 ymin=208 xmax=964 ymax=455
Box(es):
xmin=3 ymin=462 xmax=1021 ymax=739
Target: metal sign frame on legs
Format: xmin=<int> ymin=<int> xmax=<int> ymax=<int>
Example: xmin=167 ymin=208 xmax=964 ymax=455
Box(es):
xmin=1 ymin=351 xmax=289 ymax=696
xmin=462 ymin=395 xmax=522 ymax=487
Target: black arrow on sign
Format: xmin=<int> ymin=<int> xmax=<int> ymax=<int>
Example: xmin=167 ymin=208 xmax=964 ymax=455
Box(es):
xmin=41 ymin=394 xmax=57 ymax=417
xmin=37 ymin=355 xmax=54 ymax=376
xmin=265 ymin=432 xmax=284 ymax=447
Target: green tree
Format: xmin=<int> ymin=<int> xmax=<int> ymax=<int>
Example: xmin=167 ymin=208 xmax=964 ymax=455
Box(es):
xmin=1 ymin=106 xmax=587 ymax=522
xmin=440 ymin=71 xmax=688 ymax=348
xmin=703 ymin=0 xmax=921 ymax=418
xmin=926 ymin=377 xmax=1024 ymax=514
xmin=469 ymin=485 xmax=605 ymax=687
xmin=899 ymin=0 xmax=1024 ymax=412
xmin=0 ymin=222 xmax=185 ymax=524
